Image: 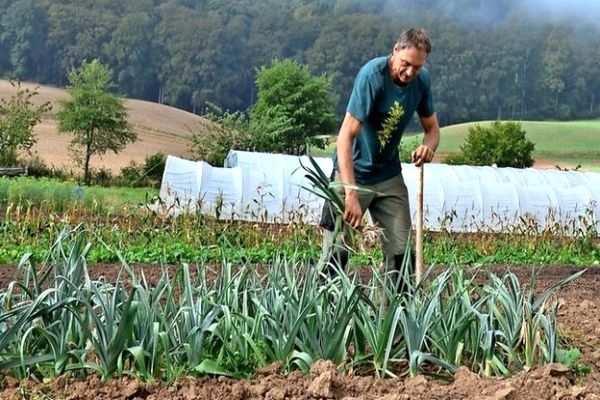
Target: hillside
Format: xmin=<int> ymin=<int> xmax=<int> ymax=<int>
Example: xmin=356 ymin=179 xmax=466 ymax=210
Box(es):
xmin=435 ymin=120 xmax=600 ymax=171
xmin=0 ymin=80 xmax=210 ymax=172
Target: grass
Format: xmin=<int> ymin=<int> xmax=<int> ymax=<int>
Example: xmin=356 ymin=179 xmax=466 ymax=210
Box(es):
xmin=313 ymin=119 xmax=600 ymax=171
xmin=0 ymin=176 xmax=157 ymax=213
xmin=437 ymin=120 xmax=600 ymax=171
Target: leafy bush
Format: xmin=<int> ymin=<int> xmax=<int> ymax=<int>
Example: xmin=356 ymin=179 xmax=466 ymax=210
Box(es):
xmin=25 ymin=155 xmax=52 ymax=178
xmin=400 ymin=136 xmax=421 ymax=163
xmin=191 ymin=104 xmax=253 ymax=166
xmin=93 ymin=167 xmax=115 ymax=187
xmin=118 ymin=161 xmax=145 ymax=187
xmin=447 ymin=121 xmax=535 ymax=168
xmin=443 ymin=152 xmax=468 ymax=165
xmin=0 ymin=82 xmax=51 ymax=166
xmin=143 ymin=152 xmax=166 ymax=187
xmin=23 ymin=155 xmax=68 ymax=180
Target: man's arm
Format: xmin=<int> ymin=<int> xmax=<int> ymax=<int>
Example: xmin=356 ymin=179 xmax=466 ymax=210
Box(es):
xmin=412 ymin=112 xmax=440 ymax=167
xmin=337 ymin=112 xmax=363 ymax=229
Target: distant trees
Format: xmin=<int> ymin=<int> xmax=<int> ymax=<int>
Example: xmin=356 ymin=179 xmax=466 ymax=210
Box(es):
xmin=0 ymin=82 xmax=51 ymax=166
xmin=445 ymin=121 xmax=535 ymax=168
xmin=57 ymin=60 xmax=136 ymax=185
xmin=0 ymin=0 xmax=598 ymax=124
xmin=0 ymin=0 xmax=47 ymax=79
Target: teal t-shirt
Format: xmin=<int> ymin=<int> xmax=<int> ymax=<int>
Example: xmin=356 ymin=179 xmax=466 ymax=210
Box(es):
xmin=333 ymin=56 xmax=435 ymax=184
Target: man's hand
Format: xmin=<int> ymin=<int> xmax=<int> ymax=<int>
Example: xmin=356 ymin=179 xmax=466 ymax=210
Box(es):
xmin=411 ymin=144 xmax=434 ymax=167
xmin=343 ymin=191 xmax=363 ymax=229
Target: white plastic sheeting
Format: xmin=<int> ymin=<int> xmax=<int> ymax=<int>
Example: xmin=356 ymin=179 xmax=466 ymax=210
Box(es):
xmin=159 ymin=151 xmax=600 ymax=234
xmin=159 ymin=152 xmax=333 ymax=222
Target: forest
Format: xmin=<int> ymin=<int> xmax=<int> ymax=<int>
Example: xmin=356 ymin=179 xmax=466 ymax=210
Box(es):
xmin=1 ymin=0 xmax=598 ymax=126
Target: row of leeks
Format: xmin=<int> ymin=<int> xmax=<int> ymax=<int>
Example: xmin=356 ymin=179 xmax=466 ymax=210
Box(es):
xmin=0 ymin=225 xmax=583 ymax=381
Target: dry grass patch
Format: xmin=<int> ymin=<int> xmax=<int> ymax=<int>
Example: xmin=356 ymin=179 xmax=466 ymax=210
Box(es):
xmin=0 ymin=79 xmax=212 ymax=172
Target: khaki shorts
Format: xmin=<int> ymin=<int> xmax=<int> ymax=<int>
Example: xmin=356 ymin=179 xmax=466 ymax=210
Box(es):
xmin=319 ymin=172 xmax=412 ymax=266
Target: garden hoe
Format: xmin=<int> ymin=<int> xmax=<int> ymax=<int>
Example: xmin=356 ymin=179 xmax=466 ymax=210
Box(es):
xmin=415 ymin=164 xmax=424 ymax=284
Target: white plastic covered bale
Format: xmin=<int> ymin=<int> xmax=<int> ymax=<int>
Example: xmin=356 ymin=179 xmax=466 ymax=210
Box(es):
xmin=515 ymin=184 xmax=560 ymax=230
xmin=553 ymin=186 xmax=594 ymax=233
xmin=159 ymin=152 xmax=333 ymax=223
xmin=159 ymin=156 xmax=243 ymax=217
xmin=197 ymin=164 xmax=243 ymax=219
xmin=403 ymin=164 xmax=446 ymax=230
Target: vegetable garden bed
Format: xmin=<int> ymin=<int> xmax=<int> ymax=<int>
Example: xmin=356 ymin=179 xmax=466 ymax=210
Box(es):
xmin=1 ymin=235 xmax=599 ymax=399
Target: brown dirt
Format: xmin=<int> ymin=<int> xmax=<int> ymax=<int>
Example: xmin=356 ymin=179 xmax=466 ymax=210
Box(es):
xmin=1 ymin=79 xmax=209 ymax=172
xmin=1 ymin=263 xmax=600 ymax=399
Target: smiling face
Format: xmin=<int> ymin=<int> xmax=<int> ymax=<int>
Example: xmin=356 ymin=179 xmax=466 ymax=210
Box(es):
xmin=389 ymin=45 xmax=428 ymax=85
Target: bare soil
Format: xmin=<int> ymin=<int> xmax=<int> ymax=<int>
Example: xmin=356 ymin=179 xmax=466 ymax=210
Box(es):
xmin=1 ymin=263 xmax=600 ymax=399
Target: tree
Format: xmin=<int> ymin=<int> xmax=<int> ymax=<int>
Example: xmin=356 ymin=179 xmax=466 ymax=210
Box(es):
xmin=445 ymin=121 xmax=535 ymax=168
xmin=191 ymin=104 xmax=253 ymax=166
xmin=0 ymin=82 xmax=51 ymax=165
xmin=57 ymin=59 xmax=136 ymax=185
xmin=249 ymin=59 xmax=337 ymax=155
xmin=540 ymin=27 xmax=573 ymax=118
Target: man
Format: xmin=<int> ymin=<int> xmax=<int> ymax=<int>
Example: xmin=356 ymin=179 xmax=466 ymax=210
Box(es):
xmin=319 ymin=28 xmax=440 ymax=282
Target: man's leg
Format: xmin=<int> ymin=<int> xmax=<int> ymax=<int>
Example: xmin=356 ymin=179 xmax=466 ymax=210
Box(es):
xmin=368 ymin=173 xmax=413 ymax=292
xmin=318 ymin=172 xmax=375 ymax=275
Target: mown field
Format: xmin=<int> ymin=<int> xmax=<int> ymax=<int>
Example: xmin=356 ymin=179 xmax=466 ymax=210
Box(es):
xmin=0 ymin=79 xmax=206 ymax=172
xmin=436 ymin=120 xmax=600 ymax=171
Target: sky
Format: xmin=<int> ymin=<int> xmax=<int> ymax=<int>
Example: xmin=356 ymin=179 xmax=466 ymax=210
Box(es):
xmin=519 ymin=0 xmax=600 ymax=23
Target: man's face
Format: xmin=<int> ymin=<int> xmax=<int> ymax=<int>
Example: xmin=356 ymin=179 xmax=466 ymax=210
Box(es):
xmin=391 ymin=45 xmax=428 ymax=85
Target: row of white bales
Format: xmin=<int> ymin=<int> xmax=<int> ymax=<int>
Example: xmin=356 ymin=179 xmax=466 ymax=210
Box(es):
xmin=158 ymin=151 xmax=600 ymax=234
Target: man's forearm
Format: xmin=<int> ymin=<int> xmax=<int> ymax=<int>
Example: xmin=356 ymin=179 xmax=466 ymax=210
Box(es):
xmin=422 ymin=126 xmax=440 ymax=152
xmin=337 ymin=134 xmax=357 ymax=196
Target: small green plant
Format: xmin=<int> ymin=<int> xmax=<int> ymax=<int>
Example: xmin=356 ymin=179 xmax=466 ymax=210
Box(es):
xmin=556 ymin=348 xmax=591 ymax=378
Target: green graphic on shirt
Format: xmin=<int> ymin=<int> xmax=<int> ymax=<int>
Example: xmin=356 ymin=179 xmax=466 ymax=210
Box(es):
xmin=376 ymin=101 xmax=404 ymax=148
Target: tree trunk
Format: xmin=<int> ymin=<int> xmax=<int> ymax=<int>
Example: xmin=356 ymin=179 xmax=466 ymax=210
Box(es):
xmin=84 ymin=130 xmax=92 ymax=185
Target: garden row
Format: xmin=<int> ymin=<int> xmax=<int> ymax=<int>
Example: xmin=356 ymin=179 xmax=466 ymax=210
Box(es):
xmin=0 ymin=227 xmax=583 ymax=382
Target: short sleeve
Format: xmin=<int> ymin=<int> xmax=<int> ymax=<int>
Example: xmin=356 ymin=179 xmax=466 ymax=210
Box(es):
xmin=416 ymin=69 xmax=435 ymax=118
xmin=346 ymin=68 xmax=378 ymax=123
